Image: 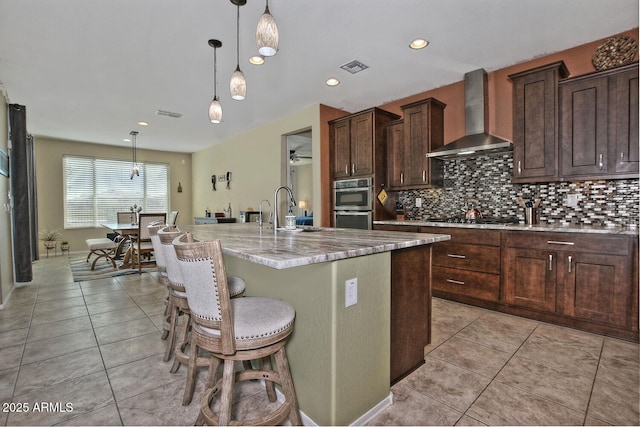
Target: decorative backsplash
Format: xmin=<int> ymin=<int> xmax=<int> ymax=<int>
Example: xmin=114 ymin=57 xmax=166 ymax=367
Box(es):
xmin=397 ymin=153 xmax=639 ymax=228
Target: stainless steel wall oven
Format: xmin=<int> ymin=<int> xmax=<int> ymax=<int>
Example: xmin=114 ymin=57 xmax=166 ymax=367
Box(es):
xmin=333 ymin=177 xmax=373 ymax=230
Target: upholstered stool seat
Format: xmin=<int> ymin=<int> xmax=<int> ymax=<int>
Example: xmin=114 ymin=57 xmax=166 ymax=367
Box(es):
xmin=174 ymin=234 xmax=301 ymax=426
xmin=148 ymin=222 xmax=170 ymax=340
xmin=85 ymin=238 xmax=117 ymax=270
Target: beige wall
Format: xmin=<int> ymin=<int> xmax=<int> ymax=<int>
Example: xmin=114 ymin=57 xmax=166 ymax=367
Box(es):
xmin=192 ymin=105 xmax=323 ymax=226
xmin=0 ymin=95 xmax=13 ymax=305
xmin=34 ymin=136 xmax=192 ymax=254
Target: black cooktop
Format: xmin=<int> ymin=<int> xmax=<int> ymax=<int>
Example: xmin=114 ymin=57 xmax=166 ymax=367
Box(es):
xmin=426 ymin=217 xmax=519 ymax=225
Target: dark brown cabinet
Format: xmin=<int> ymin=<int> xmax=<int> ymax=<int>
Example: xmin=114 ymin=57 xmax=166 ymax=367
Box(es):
xmin=559 ymin=63 xmax=639 ymax=179
xmin=509 ymin=61 xmax=569 ymax=183
xmin=428 ymin=227 xmax=501 ymax=303
xmin=503 ymin=231 xmax=637 ymax=333
xmin=386 ymin=99 xmax=445 ymax=189
xmin=503 ymin=247 xmax=557 ymax=313
xmin=329 ymin=108 xmax=399 ymax=179
xmin=386 ymin=120 xmax=405 ymax=189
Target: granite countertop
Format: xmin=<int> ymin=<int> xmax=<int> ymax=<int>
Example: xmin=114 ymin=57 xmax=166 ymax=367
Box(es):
xmin=181 ymin=223 xmax=450 ymax=269
xmin=374 ymin=220 xmax=639 ymax=236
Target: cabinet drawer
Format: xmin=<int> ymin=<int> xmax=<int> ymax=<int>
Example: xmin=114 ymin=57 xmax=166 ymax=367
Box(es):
xmin=433 ymin=266 xmax=500 ymax=301
xmin=433 ymin=242 xmax=500 ymax=274
xmin=424 ymin=227 xmax=501 ymax=246
xmin=503 ymin=231 xmax=631 ymax=256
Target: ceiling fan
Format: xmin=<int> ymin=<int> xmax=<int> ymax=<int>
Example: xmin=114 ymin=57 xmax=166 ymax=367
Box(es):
xmin=289 ymin=150 xmax=312 ymax=162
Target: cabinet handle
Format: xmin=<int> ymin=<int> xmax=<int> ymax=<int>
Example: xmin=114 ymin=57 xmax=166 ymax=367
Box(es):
xmin=547 ymin=240 xmax=575 ymax=246
xmin=446 ymin=279 xmax=465 ymax=285
xmin=621 ymin=152 xmax=624 ymax=160
xmin=422 ymin=170 xmax=426 ymax=182
xmin=568 ymin=255 xmax=572 ymax=273
xmin=352 ymin=163 xmax=355 ymax=175
xmin=447 ymin=254 xmax=466 ymax=259
xmin=517 ymin=160 xmax=522 ymax=175
xmin=548 ymin=254 xmax=553 ymax=271
xmin=345 ymin=164 xmax=349 ymax=175
xmin=400 ymin=172 xmax=404 ymax=184
xmin=599 ymin=153 xmax=603 ymax=170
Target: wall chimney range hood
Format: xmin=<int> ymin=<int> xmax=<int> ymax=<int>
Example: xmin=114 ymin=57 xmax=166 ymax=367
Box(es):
xmin=427 ymin=68 xmax=512 ymax=159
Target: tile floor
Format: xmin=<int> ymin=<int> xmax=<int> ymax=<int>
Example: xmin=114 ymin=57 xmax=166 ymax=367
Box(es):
xmin=0 ymin=255 xmax=638 ymax=426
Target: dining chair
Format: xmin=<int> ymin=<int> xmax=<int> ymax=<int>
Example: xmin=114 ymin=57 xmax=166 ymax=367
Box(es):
xmin=173 ymin=233 xmax=301 ymax=425
xmin=130 ymin=213 xmax=166 ymax=273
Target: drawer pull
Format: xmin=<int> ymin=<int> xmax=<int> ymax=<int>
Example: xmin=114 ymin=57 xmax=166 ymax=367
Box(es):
xmin=447 ymin=254 xmax=466 ymax=259
xmin=446 ymin=279 xmax=465 ymax=285
xmin=547 ymin=240 xmax=575 ymax=246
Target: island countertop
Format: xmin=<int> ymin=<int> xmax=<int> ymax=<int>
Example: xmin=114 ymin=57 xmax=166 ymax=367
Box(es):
xmin=181 ymin=223 xmax=450 ymax=269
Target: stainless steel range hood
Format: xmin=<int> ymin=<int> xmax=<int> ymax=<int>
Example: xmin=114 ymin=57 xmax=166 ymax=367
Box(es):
xmin=427 ymin=68 xmax=512 ymax=159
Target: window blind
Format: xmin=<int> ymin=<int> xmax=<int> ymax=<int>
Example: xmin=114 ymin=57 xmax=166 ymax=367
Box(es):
xmin=63 ymin=155 xmax=169 ymax=228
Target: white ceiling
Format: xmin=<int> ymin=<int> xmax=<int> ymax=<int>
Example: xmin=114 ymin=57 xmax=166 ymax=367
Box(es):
xmin=0 ymin=0 xmax=637 ymax=153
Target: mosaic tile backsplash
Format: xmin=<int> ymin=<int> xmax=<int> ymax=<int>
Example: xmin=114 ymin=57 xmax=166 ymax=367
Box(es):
xmin=397 ymin=153 xmax=639 ymax=228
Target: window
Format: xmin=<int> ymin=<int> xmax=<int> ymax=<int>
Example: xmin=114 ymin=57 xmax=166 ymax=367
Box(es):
xmin=63 ymin=155 xmax=169 ymax=228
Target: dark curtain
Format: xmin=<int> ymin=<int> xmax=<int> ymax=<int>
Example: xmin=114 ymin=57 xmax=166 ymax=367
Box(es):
xmin=9 ymin=104 xmax=34 ymax=282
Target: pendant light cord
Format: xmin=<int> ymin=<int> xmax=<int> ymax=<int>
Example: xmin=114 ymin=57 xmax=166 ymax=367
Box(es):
xmin=235 ymin=4 xmax=240 ymax=69
xmin=213 ymin=46 xmax=218 ymax=98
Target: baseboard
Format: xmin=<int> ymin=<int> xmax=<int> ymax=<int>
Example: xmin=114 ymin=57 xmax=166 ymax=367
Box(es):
xmin=268 ymin=381 xmax=393 ymax=426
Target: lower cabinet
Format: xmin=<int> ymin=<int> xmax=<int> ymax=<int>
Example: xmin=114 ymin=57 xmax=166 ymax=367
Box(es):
xmin=502 ymin=231 xmax=637 ymax=336
xmin=429 ymin=227 xmax=501 ymax=303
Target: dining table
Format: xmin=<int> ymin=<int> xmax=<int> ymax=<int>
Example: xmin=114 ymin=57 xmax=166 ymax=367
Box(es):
xmin=100 ymin=222 xmax=139 ymax=269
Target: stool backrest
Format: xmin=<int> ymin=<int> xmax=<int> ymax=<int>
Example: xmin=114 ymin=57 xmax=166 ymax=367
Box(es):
xmin=158 ymin=226 xmax=185 ymax=292
xmin=147 ymin=221 xmax=167 ymax=270
xmin=169 ymin=210 xmax=179 ymax=225
xmin=173 ymin=233 xmax=235 ymax=354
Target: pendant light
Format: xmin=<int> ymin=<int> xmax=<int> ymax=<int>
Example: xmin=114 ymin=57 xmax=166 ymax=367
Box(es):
xmin=256 ymin=0 xmax=278 ymax=57
xmin=208 ymin=39 xmax=223 ymax=123
xmin=130 ymin=131 xmax=140 ymax=179
xmin=229 ymin=0 xmax=247 ymax=101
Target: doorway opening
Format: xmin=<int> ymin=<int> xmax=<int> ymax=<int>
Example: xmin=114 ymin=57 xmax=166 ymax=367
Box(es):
xmin=286 ymin=130 xmax=313 ymax=225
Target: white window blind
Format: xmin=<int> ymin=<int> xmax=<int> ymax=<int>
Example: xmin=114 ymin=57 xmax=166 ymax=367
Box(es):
xmin=63 ymin=155 xmax=169 ymax=228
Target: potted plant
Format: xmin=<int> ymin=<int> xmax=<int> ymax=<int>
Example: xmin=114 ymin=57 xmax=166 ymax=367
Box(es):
xmin=39 ymin=228 xmax=61 ymax=249
xmin=60 ymin=240 xmax=69 ymax=252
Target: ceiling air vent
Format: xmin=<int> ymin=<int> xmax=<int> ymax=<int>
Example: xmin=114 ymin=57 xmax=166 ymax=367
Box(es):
xmin=155 ymin=109 xmax=182 ymax=118
xmin=340 ymin=60 xmax=369 ymax=74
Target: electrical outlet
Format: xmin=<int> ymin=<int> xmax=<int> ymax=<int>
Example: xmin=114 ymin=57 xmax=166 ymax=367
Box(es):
xmin=345 ymin=278 xmax=358 ymax=307
xmin=415 ymin=197 xmax=422 ymax=208
xmin=566 ymin=194 xmax=579 ymax=208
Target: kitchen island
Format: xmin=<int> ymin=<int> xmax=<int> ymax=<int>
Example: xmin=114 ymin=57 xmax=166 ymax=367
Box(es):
xmin=181 ymin=223 xmax=450 ymax=426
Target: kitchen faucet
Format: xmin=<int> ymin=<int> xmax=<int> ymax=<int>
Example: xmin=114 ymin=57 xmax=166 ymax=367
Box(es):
xmin=258 ymin=199 xmax=271 ymax=229
xmin=273 ymin=186 xmax=296 ymax=235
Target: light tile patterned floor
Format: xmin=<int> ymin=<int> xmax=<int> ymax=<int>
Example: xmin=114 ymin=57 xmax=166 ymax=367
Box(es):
xmin=0 ymin=256 xmax=638 ymax=426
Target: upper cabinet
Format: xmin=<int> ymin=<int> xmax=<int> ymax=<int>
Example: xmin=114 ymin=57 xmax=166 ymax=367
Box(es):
xmin=330 ymin=108 xmax=399 ymax=179
xmin=559 ymin=63 xmax=638 ymax=179
xmin=509 ymin=62 xmax=569 ymax=183
xmin=510 ymin=61 xmax=638 ymax=183
xmin=387 ymin=98 xmax=446 ymax=190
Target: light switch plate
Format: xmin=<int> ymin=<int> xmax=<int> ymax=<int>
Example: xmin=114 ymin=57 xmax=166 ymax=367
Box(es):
xmin=415 ymin=197 xmax=422 ymax=208
xmin=345 ymin=278 xmax=357 ymax=307
xmin=566 ymin=194 xmax=579 ymax=207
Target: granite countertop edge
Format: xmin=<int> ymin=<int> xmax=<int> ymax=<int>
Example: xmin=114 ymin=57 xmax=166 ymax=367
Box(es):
xmin=374 ymin=220 xmax=639 ymax=236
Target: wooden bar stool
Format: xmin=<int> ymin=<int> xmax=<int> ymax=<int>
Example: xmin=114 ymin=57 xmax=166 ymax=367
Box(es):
xmin=158 ymin=226 xmax=246 ymax=405
xmin=173 ymin=233 xmax=301 ymax=426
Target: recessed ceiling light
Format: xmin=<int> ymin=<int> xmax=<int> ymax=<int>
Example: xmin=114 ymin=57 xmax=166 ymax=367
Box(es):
xmin=409 ymin=38 xmax=429 ymax=49
xmin=249 ymin=55 xmax=265 ymax=65
xmin=138 ymin=121 xmax=149 ymax=126
xmin=326 ymin=78 xmax=340 ymax=87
